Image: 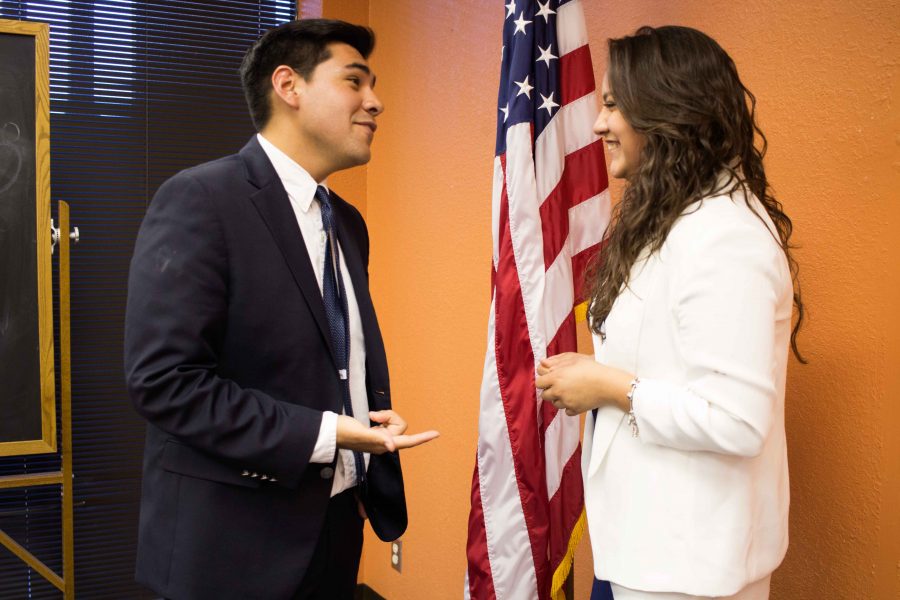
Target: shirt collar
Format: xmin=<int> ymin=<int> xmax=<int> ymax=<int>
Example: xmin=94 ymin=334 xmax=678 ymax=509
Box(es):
xmin=256 ymin=133 xmax=328 ymax=213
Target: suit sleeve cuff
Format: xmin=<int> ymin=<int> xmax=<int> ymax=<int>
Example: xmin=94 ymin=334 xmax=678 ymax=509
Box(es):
xmin=309 ymin=411 xmax=338 ymax=463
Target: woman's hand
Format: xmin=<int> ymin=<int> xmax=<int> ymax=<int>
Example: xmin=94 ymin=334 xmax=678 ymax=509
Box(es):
xmin=536 ymin=352 xmax=633 ymax=416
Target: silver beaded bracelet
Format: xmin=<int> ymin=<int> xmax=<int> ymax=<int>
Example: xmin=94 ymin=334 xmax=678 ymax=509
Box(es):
xmin=626 ymin=377 xmax=640 ymax=438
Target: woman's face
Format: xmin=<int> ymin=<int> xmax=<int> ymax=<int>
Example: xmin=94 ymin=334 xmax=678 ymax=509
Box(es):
xmin=594 ymin=73 xmax=645 ymax=180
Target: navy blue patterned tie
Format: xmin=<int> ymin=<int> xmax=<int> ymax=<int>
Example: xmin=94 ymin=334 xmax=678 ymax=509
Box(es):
xmin=316 ymin=185 xmax=366 ymax=492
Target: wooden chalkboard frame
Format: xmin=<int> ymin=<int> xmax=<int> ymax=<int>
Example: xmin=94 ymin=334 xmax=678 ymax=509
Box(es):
xmin=0 ymin=19 xmax=55 ymax=456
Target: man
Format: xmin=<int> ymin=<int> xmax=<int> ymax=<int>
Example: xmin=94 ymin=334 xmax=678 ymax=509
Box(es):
xmin=124 ymin=19 xmax=438 ymax=600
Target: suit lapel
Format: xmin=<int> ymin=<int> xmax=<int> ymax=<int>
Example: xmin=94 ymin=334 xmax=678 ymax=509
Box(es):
xmin=239 ymin=137 xmax=338 ymax=366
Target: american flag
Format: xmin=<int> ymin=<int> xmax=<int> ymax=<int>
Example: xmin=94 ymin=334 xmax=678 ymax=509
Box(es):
xmin=465 ymin=1 xmax=609 ymax=599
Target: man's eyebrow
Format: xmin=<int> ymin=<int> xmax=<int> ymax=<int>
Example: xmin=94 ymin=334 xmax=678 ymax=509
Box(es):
xmin=345 ymin=62 xmax=371 ymax=75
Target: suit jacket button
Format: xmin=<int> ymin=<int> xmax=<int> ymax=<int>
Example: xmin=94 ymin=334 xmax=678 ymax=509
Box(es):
xmin=320 ymin=467 xmax=334 ymax=480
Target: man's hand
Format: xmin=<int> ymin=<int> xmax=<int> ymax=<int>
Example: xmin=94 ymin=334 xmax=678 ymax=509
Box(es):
xmin=336 ymin=411 xmax=439 ymax=454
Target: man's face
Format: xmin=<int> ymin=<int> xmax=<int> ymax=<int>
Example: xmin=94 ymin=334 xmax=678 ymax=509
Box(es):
xmin=293 ymin=42 xmax=382 ymax=177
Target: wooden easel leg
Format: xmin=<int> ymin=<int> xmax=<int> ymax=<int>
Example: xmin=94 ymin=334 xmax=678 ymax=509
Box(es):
xmin=59 ymin=201 xmax=74 ymax=599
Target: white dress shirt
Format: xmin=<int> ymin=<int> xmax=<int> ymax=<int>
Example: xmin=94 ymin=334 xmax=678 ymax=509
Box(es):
xmin=257 ymin=133 xmax=370 ymax=497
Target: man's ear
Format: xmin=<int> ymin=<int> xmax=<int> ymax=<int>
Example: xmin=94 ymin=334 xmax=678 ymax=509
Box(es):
xmin=270 ymin=65 xmax=302 ymax=110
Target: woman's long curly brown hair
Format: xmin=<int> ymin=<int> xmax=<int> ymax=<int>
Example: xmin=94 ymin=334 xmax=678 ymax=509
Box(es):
xmin=586 ymin=25 xmax=805 ymax=361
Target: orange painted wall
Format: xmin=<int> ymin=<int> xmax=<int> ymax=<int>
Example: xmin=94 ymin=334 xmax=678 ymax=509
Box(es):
xmin=322 ymin=1 xmax=900 ymax=598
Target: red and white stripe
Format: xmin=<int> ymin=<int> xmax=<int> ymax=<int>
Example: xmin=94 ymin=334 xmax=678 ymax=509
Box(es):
xmin=466 ymin=2 xmax=609 ymax=599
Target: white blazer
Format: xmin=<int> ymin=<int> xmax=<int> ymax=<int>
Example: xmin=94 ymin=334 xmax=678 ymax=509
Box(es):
xmin=583 ymin=185 xmax=793 ymax=596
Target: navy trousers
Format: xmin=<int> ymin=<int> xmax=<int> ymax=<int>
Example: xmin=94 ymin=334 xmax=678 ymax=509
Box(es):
xmin=592 ymin=578 xmax=615 ymax=600
xmin=291 ymin=488 xmax=364 ymax=600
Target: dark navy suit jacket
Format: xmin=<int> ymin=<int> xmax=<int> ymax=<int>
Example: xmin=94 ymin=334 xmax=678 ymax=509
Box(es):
xmin=124 ymin=137 xmax=406 ymax=599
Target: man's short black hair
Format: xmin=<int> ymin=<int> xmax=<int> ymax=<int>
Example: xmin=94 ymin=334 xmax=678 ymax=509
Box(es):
xmin=240 ymin=19 xmax=375 ymax=130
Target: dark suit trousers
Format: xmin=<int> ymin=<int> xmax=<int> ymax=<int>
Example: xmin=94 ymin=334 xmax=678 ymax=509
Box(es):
xmin=292 ymin=487 xmax=364 ymax=600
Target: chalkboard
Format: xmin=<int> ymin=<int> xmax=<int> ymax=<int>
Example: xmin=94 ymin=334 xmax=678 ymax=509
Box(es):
xmin=0 ymin=19 xmax=55 ymax=456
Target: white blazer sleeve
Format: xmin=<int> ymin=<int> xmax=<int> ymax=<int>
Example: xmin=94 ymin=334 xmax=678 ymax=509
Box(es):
xmin=632 ymin=211 xmax=788 ymax=457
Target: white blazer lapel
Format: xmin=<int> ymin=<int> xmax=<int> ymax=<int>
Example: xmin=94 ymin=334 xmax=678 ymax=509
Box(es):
xmin=585 ymin=324 xmax=626 ymax=478
xmin=585 ymin=252 xmax=661 ymax=478
xmin=586 ymin=407 xmax=626 ymax=478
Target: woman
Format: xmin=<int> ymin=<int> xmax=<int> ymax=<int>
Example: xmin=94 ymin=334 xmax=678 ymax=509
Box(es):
xmin=536 ymin=26 xmax=804 ymax=600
